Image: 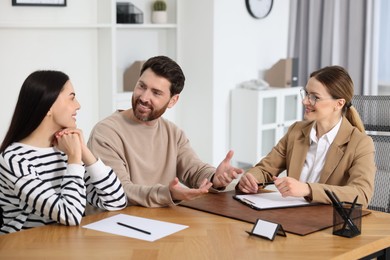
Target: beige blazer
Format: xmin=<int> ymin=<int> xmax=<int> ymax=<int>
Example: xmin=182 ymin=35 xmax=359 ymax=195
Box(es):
xmin=247 ymin=117 xmax=376 ymax=208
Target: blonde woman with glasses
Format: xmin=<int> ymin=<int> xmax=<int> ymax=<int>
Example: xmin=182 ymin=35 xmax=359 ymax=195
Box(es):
xmin=237 ymin=66 xmax=375 ymax=208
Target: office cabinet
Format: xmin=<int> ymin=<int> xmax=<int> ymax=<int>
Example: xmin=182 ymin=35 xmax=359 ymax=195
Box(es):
xmin=231 ymin=87 xmax=303 ymax=165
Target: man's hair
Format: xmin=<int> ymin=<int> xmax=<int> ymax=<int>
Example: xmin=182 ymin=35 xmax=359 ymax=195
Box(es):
xmin=140 ymin=56 xmax=185 ymax=96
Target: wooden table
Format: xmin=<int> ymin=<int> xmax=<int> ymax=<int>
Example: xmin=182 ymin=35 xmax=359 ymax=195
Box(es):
xmin=1 ymin=205 xmax=390 ymax=259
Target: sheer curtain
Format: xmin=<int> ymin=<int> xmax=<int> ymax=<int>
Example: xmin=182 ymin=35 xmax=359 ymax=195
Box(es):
xmin=378 ymin=0 xmax=390 ymax=95
xmin=288 ymin=0 xmax=380 ymax=95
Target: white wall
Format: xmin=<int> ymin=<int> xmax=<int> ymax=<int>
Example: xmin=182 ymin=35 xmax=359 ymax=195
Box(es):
xmin=178 ymin=0 xmax=290 ymax=165
xmin=177 ymin=0 xmax=215 ymax=163
xmin=0 ymin=0 xmax=290 ymax=167
xmin=0 ymin=1 xmax=99 ymax=142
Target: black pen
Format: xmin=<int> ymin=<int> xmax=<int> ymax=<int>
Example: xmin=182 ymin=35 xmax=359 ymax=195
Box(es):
xmin=257 ymin=181 xmax=274 ymax=186
xmin=117 ymin=222 xmax=152 ymax=235
xmin=341 ymin=195 xmax=359 ymax=231
xmin=350 ymin=195 xmax=358 ymax=210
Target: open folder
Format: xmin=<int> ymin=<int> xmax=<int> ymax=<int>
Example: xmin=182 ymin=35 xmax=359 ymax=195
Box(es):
xmin=234 ymin=192 xmax=312 ymax=210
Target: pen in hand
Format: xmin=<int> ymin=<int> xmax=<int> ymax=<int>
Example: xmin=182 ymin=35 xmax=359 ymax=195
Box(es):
xmin=117 ymin=222 xmax=152 ymax=235
xmin=257 ymin=182 xmax=274 ymax=187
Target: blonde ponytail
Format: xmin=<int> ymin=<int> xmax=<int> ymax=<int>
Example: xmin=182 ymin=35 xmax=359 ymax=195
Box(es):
xmin=345 ymin=105 xmax=365 ymax=133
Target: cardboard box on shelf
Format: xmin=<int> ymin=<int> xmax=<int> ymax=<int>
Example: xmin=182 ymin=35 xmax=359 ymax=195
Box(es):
xmin=264 ymin=58 xmax=299 ymax=88
xmin=124 ymin=61 xmax=145 ymax=92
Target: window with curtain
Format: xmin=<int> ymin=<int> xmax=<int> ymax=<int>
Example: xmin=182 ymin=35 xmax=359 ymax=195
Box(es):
xmin=288 ymin=0 xmax=380 ymax=95
xmin=378 ymin=0 xmax=390 ymax=95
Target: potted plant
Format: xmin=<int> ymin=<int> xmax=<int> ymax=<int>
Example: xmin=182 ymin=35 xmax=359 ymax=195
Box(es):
xmin=151 ymin=0 xmax=167 ymax=24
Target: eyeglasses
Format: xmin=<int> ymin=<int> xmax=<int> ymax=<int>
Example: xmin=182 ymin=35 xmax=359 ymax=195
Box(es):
xmin=300 ymin=88 xmax=335 ymax=106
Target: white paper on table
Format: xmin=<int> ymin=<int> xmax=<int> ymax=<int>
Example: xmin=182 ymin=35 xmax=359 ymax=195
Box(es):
xmin=82 ymin=213 xmax=188 ymax=242
xmin=234 ymin=192 xmax=311 ymax=210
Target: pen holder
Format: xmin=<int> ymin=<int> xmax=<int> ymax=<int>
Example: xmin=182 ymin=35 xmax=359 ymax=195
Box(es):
xmin=332 ymin=202 xmax=362 ymax=238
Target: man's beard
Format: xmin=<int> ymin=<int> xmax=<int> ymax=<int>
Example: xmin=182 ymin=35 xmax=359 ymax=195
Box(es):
xmin=132 ymin=96 xmax=169 ymax=122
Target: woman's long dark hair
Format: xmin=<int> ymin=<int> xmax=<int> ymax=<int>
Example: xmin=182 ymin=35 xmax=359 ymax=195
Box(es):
xmin=0 ymin=70 xmax=69 ymax=152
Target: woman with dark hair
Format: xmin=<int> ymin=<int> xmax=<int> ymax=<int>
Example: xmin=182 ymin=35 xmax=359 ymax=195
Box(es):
xmin=0 ymin=70 xmax=126 ymax=234
xmin=238 ymin=66 xmax=376 ymax=208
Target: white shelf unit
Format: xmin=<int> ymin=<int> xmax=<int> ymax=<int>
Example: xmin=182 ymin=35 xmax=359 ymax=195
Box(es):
xmin=231 ymin=87 xmax=303 ymax=166
xmin=97 ymin=0 xmax=178 ymax=119
xmin=0 ymin=0 xmax=178 ymax=137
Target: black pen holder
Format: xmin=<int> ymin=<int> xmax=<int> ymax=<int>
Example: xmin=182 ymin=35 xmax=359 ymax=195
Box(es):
xmin=332 ymin=202 xmax=362 ymax=238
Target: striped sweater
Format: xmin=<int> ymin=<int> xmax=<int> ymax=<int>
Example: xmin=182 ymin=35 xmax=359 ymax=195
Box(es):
xmin=0 ymin=143 xmax=127 ymax=234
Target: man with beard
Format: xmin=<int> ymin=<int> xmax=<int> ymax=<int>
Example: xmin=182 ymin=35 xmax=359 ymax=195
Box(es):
xmin=88 ymin=56 xmax=243 ymax=207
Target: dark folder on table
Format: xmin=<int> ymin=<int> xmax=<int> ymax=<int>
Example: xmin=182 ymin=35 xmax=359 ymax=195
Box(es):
xmin=179 ymin=190 xmax=370 ymax=236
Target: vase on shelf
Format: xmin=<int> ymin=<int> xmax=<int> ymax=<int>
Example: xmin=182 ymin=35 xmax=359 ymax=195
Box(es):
xmin=151 ymin=0 xmax=167 ymax=24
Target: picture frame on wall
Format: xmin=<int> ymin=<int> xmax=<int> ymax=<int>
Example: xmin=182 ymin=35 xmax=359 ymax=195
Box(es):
xmin=12 ymin=0 xmax=66 ymax=6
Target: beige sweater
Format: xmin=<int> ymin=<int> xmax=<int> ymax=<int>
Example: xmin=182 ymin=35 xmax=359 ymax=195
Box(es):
xmin=88 ymin=111 xmax=216 ymax=207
